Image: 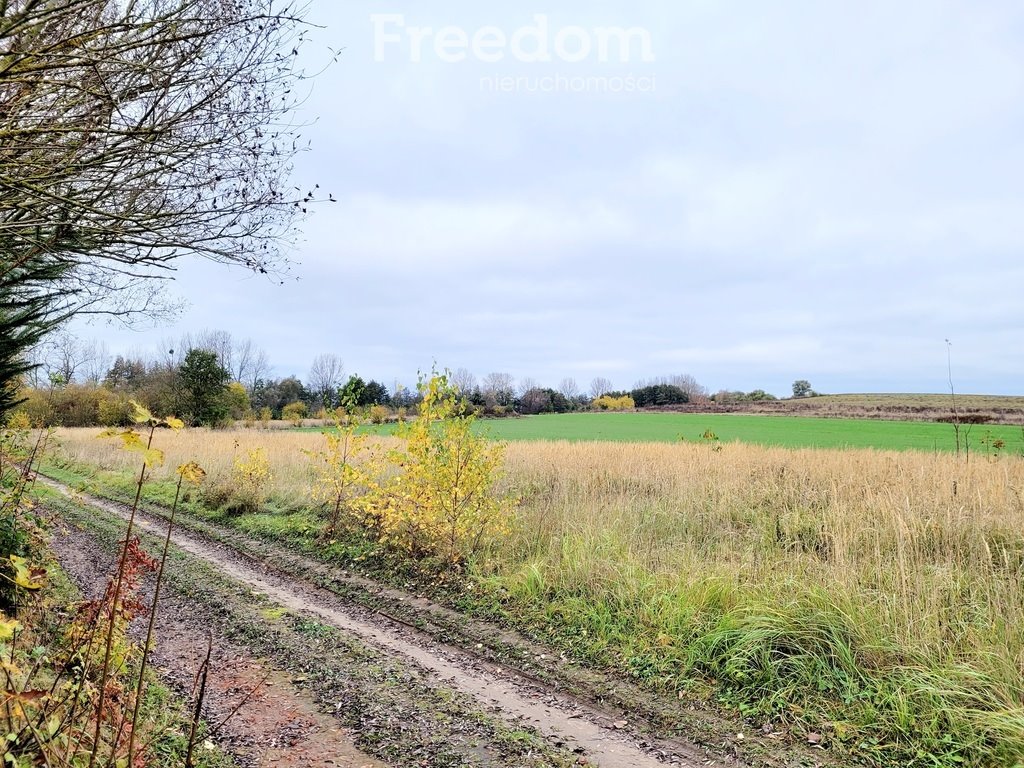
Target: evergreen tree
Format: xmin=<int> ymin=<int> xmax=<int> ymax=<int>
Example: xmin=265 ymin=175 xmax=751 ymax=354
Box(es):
xmin=0 ymin=257 xmax=73 ymax=419
xmin=178 ymin=349 xmax=230 ymax=426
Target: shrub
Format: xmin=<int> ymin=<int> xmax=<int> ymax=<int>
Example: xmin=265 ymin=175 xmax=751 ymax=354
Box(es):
xmin=368 ymin=404 xmax=390 ymax=424
xmin=361 ymin=373 xmax=510 ymax=565
xmin=305 ymin=415 xmax=371 ymax=534
xmin=97 ymin=392 xmax=135 ymax=426
xmin=228 ymin=447 xmax=272 ymax=513
xmin=592 ymin=395 xmax=635 ymax=411
xmin=282 ymin=400 xmax=307 ymax=425
xmin=225 ymin=381 xmax=250 ymax=419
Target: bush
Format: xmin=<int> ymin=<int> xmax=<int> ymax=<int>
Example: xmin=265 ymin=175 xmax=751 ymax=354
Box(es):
xmin=360 ymin=373 xmax=510 ymax=564
xmin=227 ymin=447 xmax=272 ymax=514
xmin=97 ymin=392 xmax=135 ymax=426
xmin=368 ymin=404 xmax=390 ymax=424
xmin=592 ymin=395 xmax=635 ymax=411
xmin=225 ymin=381 xmax=250 ymax=419
xmin=282 ymin=400 xmax=307 ymax=425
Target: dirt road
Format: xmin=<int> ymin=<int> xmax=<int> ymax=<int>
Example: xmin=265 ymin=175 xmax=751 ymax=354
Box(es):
xmin=44 ymin=478 xmax=773 ymax=768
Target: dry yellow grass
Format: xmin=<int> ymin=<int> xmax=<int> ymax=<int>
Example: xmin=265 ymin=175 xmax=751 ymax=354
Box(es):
xmin=52 ymin=426 xmax=1024 ymax=680
xmin=51 ymin=425 xmax=1024 ymax=768
xmin=502 ymin=441 xmax=1024 ymax=678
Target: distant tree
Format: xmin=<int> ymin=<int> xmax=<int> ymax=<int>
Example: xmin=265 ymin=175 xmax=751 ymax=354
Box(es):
xmin=191 ymin=330 xmax=234 ymax=374
xmin=338 ymin=375 xmax=367 ymax=410
xmin=391 ymin=383 xmax=418 ymax=410
xmin=308 ymin=354 xmax=345 ymax=410
xmin=362 ymin=380 xmax=391 ymax=407
xmin=234 ymin=338 xmax=271 ymax=393
xmin=451 ymin=367 xmax=477 ymax=394
xmin=178 ymin=349 xmax=230 ymax=426
xmin=104 ymin=356 xmax=147 ymax=391
xmin=559 ymin=377 xmax=580 ymax=401
xmin=225 ymin=381 xmax=251 ymax=420
xmin=631 ymin=384 xmax=689 ymax=408
xmin=276 ymin=377 xmax=307 ymax=409
xmin=482 ymin=372 xmax=515 ymax=408
xmin=792 ymin=380 xmax=813 ymax=398
xmin=590 ymin=377 xmax=614 ymax=398
xmin=518 ymin=388 xmax=552 ymax=415
xmin=669 ymin=373 xmax=708 ymax=400
xmin=42 ymin=329 xmax=88 ymax=385
xmin=81 ymin=340 xmax=112 ymax=386
xmin=517 ymin=377 xmax=539 ymax=398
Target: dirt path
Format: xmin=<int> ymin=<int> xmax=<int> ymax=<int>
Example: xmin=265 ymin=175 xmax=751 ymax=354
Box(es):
xmin=44 ymin=479 xmax=719 ymax=768
xmin=49 ymin=481 xmax=712 ymax=768
xmin=53 ymin=513 xmax=388 ymax=768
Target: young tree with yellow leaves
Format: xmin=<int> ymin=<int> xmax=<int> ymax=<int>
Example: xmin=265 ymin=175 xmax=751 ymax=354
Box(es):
xmin=363 ymin=373 xmax=510 ymax=565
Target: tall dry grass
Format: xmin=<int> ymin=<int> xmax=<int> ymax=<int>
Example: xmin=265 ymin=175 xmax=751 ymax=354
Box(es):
xmin=51 ymin=427 xmax=1024 ymax=762
xmin=52 ymin=428 xmax=1024 ymax=666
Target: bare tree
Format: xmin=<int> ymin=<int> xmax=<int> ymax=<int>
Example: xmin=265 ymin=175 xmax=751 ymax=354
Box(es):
xmin=155 ymin=336 xmax=180 ymax=372
xmin=81 ymin=339 xmax=112 ymax=385
xmin=481 ymin=372 xmax=515 ymax=407
xmin=482 ymin=372 xmax=515 ymax=394
xmin=44 ymin=329 xmax=89 ymax=384
xmin=635 ymin=374 xmax=708 ymax=400
xmin=450 ymin=367 xmax=477 ymax=395
xmin=186 ymin=330 xmax=234 ymax=374
xmin=669 ymin=373 xmax=708 ymax=400
xmin=234 ymin=338 xmax=270 ymax=391
xmin=559 ymin=377 xmax=580 ymax=400
xmin=0 ymin=0 xmax=321 ymax=320
xmin=590 ymin=377 xmax=614 ymax=398
xmin=517 ymin=377 xmax=539 ymax=398
xmin=308 ymin=354 xmax=344 ymax=410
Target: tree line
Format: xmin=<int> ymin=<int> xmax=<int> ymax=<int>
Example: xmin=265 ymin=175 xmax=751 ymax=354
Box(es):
xmin=13 ymin=328 xmax=816 ymax=427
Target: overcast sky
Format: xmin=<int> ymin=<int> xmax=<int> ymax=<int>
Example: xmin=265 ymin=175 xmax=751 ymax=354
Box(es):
xmin=74 ymin=1 xmax=1024 ymax=396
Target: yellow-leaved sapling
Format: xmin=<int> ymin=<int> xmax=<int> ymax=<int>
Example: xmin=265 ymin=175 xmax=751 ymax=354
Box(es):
xmin=362 ymin=372 xmax=512 ymax=567
xmin=305 ymin=410 xmax=372 ymax=536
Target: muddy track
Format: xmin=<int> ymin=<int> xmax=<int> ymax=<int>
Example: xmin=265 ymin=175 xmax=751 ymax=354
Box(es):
xmin=42 ymin=477 xmax=729 ymax=768
xmin=54 ymin=525 xmax=388 ymax=768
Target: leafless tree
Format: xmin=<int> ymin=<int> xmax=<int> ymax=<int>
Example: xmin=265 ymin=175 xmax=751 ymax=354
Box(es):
xmin=517 ymin=377 xmax=539 ymax=398
xmin=81 ymin=339 xmax=112 ymax=385
xmin=450 ymin=367 xmax=477 ymax=395
xmin=559 ymin=377 xmax=580 ymax=400
xmin=234 ymin=338 xmax=270 ymax=391
xmin=482 ymin=372 xmax=515 ymax=395
xmin=308 ymin=353 xmax=344 ymax=410
xmin=179 ymin=330 xmax=234 ymax=373
xmin=669 ymin=373 xmax=708 ymax=400
xmin=154 ymin=336 xmax=179 ymax=372
xmin=43 ymin=329 xmax=89 ymax=384
xmin=590 ymin=377 xmax=614 ymax=398
xmin=635 ymin=374 xmax=708 ymax=400
xmin=0 ymin=0 xmax=321 ymax=321
xmin=481 ymin=372 xmax=515 ymax=407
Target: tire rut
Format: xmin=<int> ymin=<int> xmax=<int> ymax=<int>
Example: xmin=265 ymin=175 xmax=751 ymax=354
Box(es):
xmin=44 ymin=478 xmax=717 ymax=768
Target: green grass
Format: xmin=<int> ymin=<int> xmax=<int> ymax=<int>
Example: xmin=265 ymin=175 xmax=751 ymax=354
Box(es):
xmin=336 ymin=413 xmax=1024 ymax=454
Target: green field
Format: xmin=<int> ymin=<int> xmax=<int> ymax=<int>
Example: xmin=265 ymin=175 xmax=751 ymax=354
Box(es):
xmin=348 ymin=413 xmax=1024 ymax=453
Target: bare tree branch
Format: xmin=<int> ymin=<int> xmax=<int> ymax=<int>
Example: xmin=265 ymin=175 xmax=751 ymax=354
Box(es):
xmin=1 ymin=0 xmax=320 ymax=320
